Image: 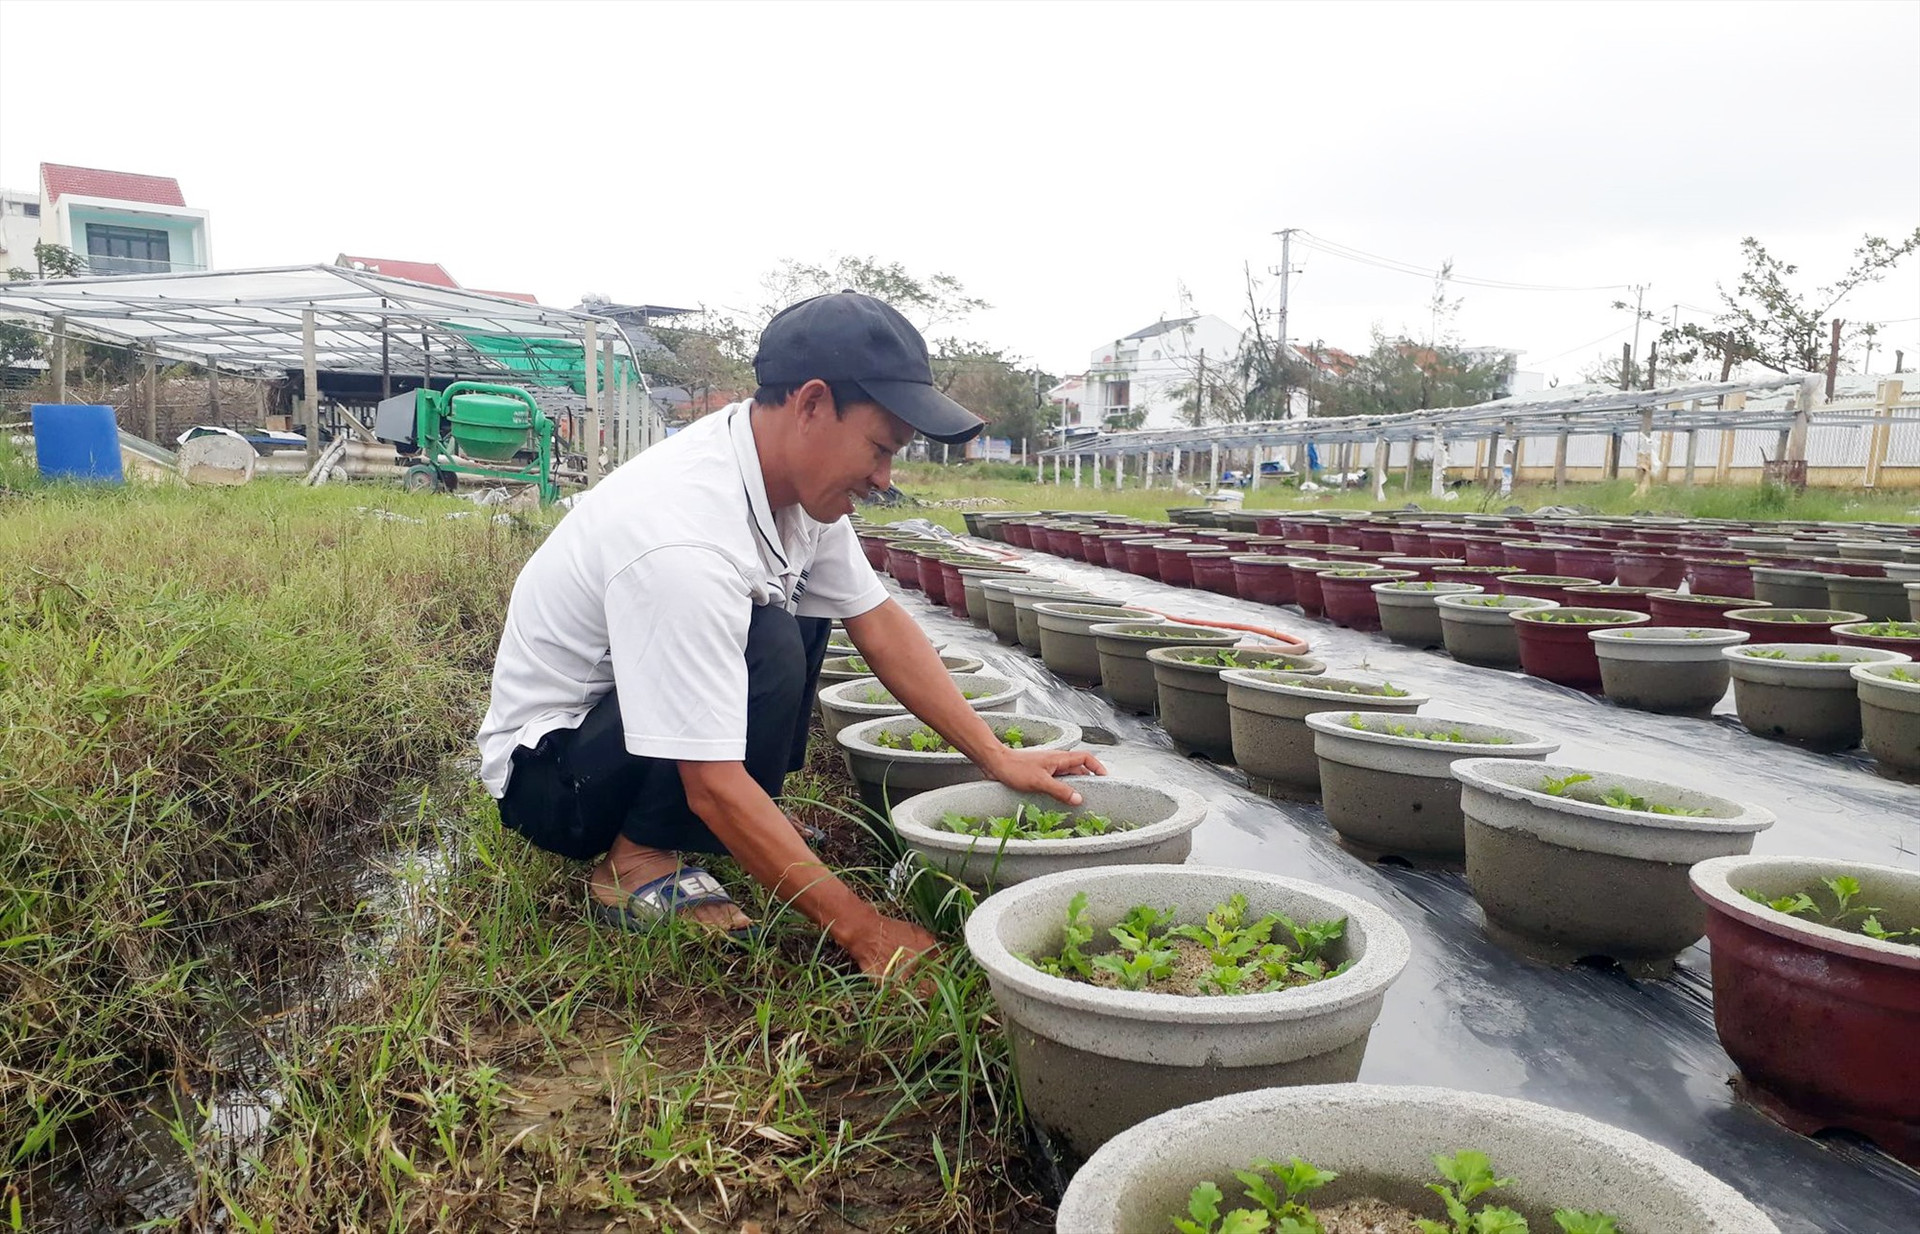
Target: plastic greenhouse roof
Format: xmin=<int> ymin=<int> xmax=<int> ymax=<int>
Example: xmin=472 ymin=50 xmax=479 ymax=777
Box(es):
xmin=0 ymin=264 xmax=645 ymax=391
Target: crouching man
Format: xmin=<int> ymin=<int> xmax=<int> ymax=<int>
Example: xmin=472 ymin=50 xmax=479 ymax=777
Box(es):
xmin=476 ymin=292 xmax=1104 ymax=979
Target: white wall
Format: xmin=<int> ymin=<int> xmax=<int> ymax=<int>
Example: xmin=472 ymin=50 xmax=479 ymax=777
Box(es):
xmin=1085 ymin=313 xmax=1245 ymax=431
xmin=0 ymin=189 xmax=41 ymax=277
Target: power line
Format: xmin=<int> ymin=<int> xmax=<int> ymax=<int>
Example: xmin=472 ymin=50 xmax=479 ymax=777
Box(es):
xmin=1293 ymin=231 xmax=1637 ymax=293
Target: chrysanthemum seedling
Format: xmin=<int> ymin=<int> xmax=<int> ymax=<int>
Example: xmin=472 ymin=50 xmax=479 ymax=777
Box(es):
xmin=937 ymin=805 xmax=1122 ymax=841
xmin=1742 ymin=875 xmax=1920 ymax=945
xmin=1345 ymin=716 xmax=1509 ymax=744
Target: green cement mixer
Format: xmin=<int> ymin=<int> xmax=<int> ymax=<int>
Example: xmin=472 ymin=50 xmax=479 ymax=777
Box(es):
xmin=374 ymin=381 xmax=560 ymax=504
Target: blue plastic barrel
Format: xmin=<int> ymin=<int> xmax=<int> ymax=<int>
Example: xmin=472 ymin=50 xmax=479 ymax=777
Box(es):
xmin=30 ymin=404 xmax=124 ymax=483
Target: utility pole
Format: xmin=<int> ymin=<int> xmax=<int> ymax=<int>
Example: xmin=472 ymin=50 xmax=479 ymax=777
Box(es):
xmin=1825 ymin=319 xmax=1843 ymax=400
xmin=1274 ymin=228 xmax=1296 ymax=418
xmin=1196 ymin=348 xmax=1206 ymax=424
xmin=1626 ymin=284 xmax=1648 ymax=388
xmin=1620 ymin=342 xmax=1633 ymax=392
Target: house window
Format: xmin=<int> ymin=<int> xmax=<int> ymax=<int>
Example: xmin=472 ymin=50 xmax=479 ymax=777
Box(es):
xmin=22 ymin=202 xmax=38 ymax=218
xmin=86 ymin=224 xmax=171 ymax=274
xmin=1106 ymin=380 xmax=1130 ymax=409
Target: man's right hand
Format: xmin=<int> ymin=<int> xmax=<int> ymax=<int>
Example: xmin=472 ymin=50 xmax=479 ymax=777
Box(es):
xmin=839 ymin=913 xmax=941 ymax=985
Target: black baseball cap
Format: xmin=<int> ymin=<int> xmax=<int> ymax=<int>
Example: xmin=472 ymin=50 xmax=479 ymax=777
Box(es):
xmin=754 ymin=291 xmax=985 ymax=445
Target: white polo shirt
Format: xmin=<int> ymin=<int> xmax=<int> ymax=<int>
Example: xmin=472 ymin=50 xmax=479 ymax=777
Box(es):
xmin=475 ymin=402 xmax=888 ymax=797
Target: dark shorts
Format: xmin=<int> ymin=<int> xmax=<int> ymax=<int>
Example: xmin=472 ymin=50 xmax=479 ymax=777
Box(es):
xmin=496 ymin=605 xmax=831 ymax=860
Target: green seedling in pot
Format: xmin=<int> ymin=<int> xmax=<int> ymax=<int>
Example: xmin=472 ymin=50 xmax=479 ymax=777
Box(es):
xmin=938 ymin=805 xmax=1122 ymax=841
xmin=1538 ymin=772 xmax=1592 ymax=797
xmin=1346 ymin=716 xmax=1509 ymax=744
xmin=1852 ymin=621 xmax=1920 ymax=638
xmin=873 ymin=725 xmax=1023 ymax=752
xmin=1526 ymin=611 xmax=1620 ymax=625
xmin=1026 ymin=892 xmax=1349 ymax=997
xmin=1742 ymin=875 xmax=1920 ymax=945
xmin=1887 ymin=666 xmax=1919 ymax=683
xmin=845 ymin=656 xmax=870 ymax=672
xmin=864 ymin=687 xmax=895 ymax=704
xmin=1305 ymin=680 xmax=1409 ymax=697
xmin=1742 ymin=648 xmax=1843 ymax=662
xmin=1597 ymin=785 xmax=1708 ymax=816
xmin=1169 ymin=1152 xmax=1619 ymax=1234
xmin=1459 ymin=595 xmax=1525 ymax=607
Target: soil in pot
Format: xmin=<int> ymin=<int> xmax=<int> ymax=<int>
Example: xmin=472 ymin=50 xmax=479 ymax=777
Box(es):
xmin=1833 ymin=619 xmax=1920 ymax=655
xmin=1691 ymin=855 xmax=1920 ymax=1167
xmin=963 ymin=865 xmax=1410 ymax=1164
xmin=886 ymin=778 xmax=1206 ymax=890
xmin=1305 ymin=711 xmax=1558 ymax=865
xmin=1435 ymin=593 xmax=1560 ymax=669
xmin=1589 ymin=626 xmax=1748 ymax=714
xmin=1033 ymin=601 xmax=1155 ymax=685
xmin=1725 ymin=643 xmax=1913 ymax=752
xmin=1091 ymin=621 xmax=1239 ymax=714
xmin=1224 ymin=671 xmax=1429 ymax=797
xmin=1150 ymin=645 xmax=1327 ymax=761
xmin=1853 ymin=661 xmax=1920 ymax=781
xmin=1511 ymin=607 xmax=1651 ymax=690
xmin=1456 ymin=760 xmax=1773 ymax=977
xmin=1723 ymin=606 xmax=1862 ymax=645
xmin=1373 ymin=580 xmax=1484 ymax=649
xmin=1318 ymin=569 xmax=1414 ymax=631
xmin=836 ymin=712 xmax=1080 ymax=812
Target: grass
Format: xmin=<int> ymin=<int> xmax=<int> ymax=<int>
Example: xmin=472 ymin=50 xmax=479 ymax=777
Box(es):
xmin=867 ymin=462 xmax=1920 ymax=533
xmin=6 ymin=446 xmax=1037 ymax=1230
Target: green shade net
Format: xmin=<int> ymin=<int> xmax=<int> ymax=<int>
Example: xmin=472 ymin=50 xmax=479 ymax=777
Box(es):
xmin=447 ymin=327 xmax=645 ymax=394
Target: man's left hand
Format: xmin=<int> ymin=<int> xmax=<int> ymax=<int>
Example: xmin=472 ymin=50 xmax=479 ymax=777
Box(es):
xmin=985 ymin=747 xmax=1108 ymax=806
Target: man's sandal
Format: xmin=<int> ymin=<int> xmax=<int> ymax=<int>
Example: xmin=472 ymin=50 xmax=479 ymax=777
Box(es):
xmin=591 ymin=866 xmax=764 ymax=942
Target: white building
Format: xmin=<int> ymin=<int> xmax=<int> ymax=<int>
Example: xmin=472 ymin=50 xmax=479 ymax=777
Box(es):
xmin=1081 ymin=313 xmax=1245 ymax=432
xmin=2 ymin=163 xmax=213 ymax=279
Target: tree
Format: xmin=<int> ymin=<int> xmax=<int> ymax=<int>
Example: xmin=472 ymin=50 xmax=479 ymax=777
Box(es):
xmin=5 ymin=241 xmax=86 ymax=281
xmin=756 ymin=255 xmax=989 ymax=342
xmin=1653 ymin=231 xmax=1920 ymax=376
xmin=934 ymin=349 xmax=1055 ymax=447
xmin=646 ymin=309 xmax=757 ymax=418
xmin=1309 ymin=329 xmax=1513 ymax=418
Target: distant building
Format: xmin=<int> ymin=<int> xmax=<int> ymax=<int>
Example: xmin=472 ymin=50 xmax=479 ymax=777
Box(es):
xmin=334 ymin=254 xmax=539 ymax=303
xmin=2 ymin=162 xmax=213 ymax=278
xmin=1083 ymin=314 xmax=1246 ymax=432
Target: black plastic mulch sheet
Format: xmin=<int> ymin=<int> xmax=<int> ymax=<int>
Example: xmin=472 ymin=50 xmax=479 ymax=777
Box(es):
xmin=899 ymin=543 xmax=1920 ymax=1234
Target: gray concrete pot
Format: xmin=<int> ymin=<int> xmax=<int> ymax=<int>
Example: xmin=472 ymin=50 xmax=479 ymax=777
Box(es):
xmin=816 ymin=672 xmax=1024 ymax=744
xmin=1435 ymin=592 xmax=1559 ymax=669
xmin=1222 ymin=671 xmax=1429 ymax=797
xmin=1751 ymin=566 xmax=1834 ymax=609
xmin=1836 ymin=539 xmax=1905 ymax=562
xmin=1056 ymin=1083 xmax=1780 ymax=1233
xmin=1911 ymin=581 xmax=1920 ymax=621
xmin=887 ymin=778 xmax=1206 ymax=890
xmin=815 ymin=651 xmax=981 ymax=715
xmin=1373 ymin=580 xmax=1483 ymax=648
xmin=1725 ymin=643 xmax=1912 ymax=751
xmin=1853 ymin=660 xmax=1920 ymax=780
xmin=1148 ymin=645 xmax=1327 ymax=761
xmin=982 ymin=576 xmax=1084 ymax=645
xmin=1589 ymin=626 xmax=1749 ymax=714
xmin=964 ymin=864 xmax=1410 ymax=1164
xmin=1013 ymin=583 xmax=1109 ymax=651
xmin=955 ymin=564 xmax=1028 ymax=627
xmin=1089 ymin=621 xmax=1238 ymax=714
xmin=1454 ymin=758 xmax=1775 ymax=977
xmin=1033 ymin=601 xmax=1154 ymax=686
xmin=1304 ymin=711 xmax=1558 ymax=864
xmin=1825 ymin=573 xmax=1910 ymax=621
xmin=836 ymin=712 xmax=1079 ymax=813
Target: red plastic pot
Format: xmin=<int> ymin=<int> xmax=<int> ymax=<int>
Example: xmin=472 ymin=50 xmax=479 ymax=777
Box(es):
xmin=1833 ymin=621 xmax=1920 ymax=654
xmin=1511 ymin=607 xmax=1651 ymax=689
xmin=1647 ymin=591 xmax=1759 ymax=629
xmin=1093 ymin=532 xmax=1140 ymax=565
xmin=1154 ymin=543 xmax=1204 ymax=587
xmin=1357 ymin=525 xmax=1399 ymax=552
xmin=1377 ymin=556 xmax=1462 ymax=582
xmin=1232 ymin=554 xmax=1311 ymax=605
xmin=1615 ymin=549 xmax=1686 ymax=590
xmin=1501 ymin=541 xmax=1577 ymax=573
xmin=1325 ymin=522 xmax=1369 ymax=549
xmin=1683 ymin=558 xmax=1760 ymax=599
xmin=1426 ymin=530 xmax=1470 ymax=558
xmin=943 ymin=563 xmax=1023 ymax=619
xmin=1123 ymin=538 xmax=1179 ymax=579
xmin=1280 ymin=540 xmax=1329 ymax=559
xmin=1462 ymin=537 xmax=1510 ymax=566
xmin=1553 ymin=545 xmax=1619 ymax=583
xmin=1692 ymin=856 xmax=1920 ymax=1168
xmin=1280 ymin=517 xmax=1331 ymax=542
xmin=1813 ymin=557 xmax=1889 ymax=578
xmin=1498 ymin=574 xmax=1601 ymax=606
xmin=1254 ymin=515 xmax=1288 ymax=536
xmin=856 ymin=532 xmax=893 ymax=570
xmin=1320 ymin=569 xmax=1414 ymax=631
xmin=1389 ymin=529 xmax=1433 ymax=556
xmin=1723 ymin=607 xmax=1861 ymax=645
xmin=1291 ymin=562 xmax=1340 ymax=617
xmin=885 ymin=542 xmax=927 ymax=588
xmin=1048 ymin=526 xmax=1088 ymax=559
xmin=1189 ymin=551 xmax=1239 ymax=595
xmin=1002 ymin=520 xmax=1037 ymax=549
xmin=1562 ymin=584 xmax=1663 ymax=615
xmin=916 ymin=553 xmax=951 ymax=603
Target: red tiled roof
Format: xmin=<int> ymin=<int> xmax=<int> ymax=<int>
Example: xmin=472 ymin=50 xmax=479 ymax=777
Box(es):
xmin=41 ymin=162 xmax=187 ymax=207
xmin=474 ymin=289 xmax=539 ymax=304
xmin=335 ymin=254 xmax=460 ymax=288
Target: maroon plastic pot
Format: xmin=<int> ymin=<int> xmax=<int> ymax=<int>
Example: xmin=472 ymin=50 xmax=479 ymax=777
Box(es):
xmin=1122 ymin=538 xmax=1173 ymax=578
xmin=1002 ymin=520 xmax=1037 ymax=549
xmin=1388 ymin=529 xmax=1433 ymax=556
xmin=1615 ymin=549 xmax=1685 ymax=590
xmin=1232 ymin=554 xmax=1313 ymax=606
xmin=1433 ymin=563 xmax=1522 ymax=586
xmin=856 ymin=532 xmax=893 ymax=570
xmin=1046 ymin=526 xmax=1087 ymax=559
xmin=1462 ymin=537 xmax=1510 ymax=566
xmin=1563 ymin=584 xmax=1664 ymax=615
xmin=1833 ymin=621 xmax=1920 ymax=655
xmin=1153 ymin=542 xmax=1206 ymax=588
xmin=916 ymin=553 xmax=952 ymax=603
xmin=1633 ymin=528 xmax=1687 ymax=546
xmin=1648 ymin=591 xmax=1760 ymax=629
xmin=1280 ymin=517 xmax=1331 ymax=542
xmin=1189 ymin=551 xmax=1239 ymax=595
xmin=885 ymin=542 xmax=928 ymax=588
xmin=1498 ymin=574 xmax=1602 ymax=606
xmin=1357 ymin=525 xmax=1399 ymax=552
xmin=1092 ymin=532 xmax=1140 ymax=566
xmin=1813 ymin=557 xmax=1888 ymax=578
xmin=1553 ymin=545 xmax=1619 ymax=583
xmin=1501 ymin=541 xmax=1577 ymax=573
xmin=1325 ymin=521 xmax=1370 ymax=549
xmin=1377 ymin=556 xmax=1463 ymax=582
xmin=1684 ymin=558 xmax=1761 ymax=599
xmin=1254 ymin=515 xmax=1288 ymax=536
xmin=1292 ymin=561 xmax=1344 ymax=618
xmin=1426 ymin=529 xmax=1470 ymax=558
xmin=1319 ymin=568 xmax=1415 ymax=631
xmin=1723 ymin=608 xmax=1861 ymax=645
xmin=1692 ymin=855 xmax=1920 ymax=1168
xmin=1511 ymin=607 xmax=1652 ymax=690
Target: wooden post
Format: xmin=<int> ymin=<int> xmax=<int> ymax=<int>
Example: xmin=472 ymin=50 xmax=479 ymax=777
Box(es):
xmin=1171 ymin=447 xmax=1181 ymax=486
xmin=1633 ymin=405 xmax=1656 ymax=495
xmin=1143 ymin=450 xmax=1154 ymax=490
xmin=583 ymin=320 xmax=601 ymax=484
xmin=1430 ymin=437 xmax=1447 ymax=497
xmin=1785 ymin=374 xmax=1817 ymax=463
xmin=1553 ymin=429 xmax=1569 ymax=488
xmin=1372 ymin=436 xmax=1387 ymax=501
xmin=1115 ymin=453 xmax=1126 ymax=489
xmin=1483 ymin=430 xmax=1501 ymax=486
xmin=601 ymin=337 xmax=618 ymax=467
xmin=380 ymin=298 xmax=392 ymax=400
xmin=1716 ymin=392 xmax=1743 ymax=483
xmin=1403 ymin=436 xmax=1417 ymax=491
xmin=208 ymin=362 xmax=220 ymax=423
xmin=143 ymin=348 xmax=158 ymax=442
xmin=51 ymin=314 xmax=66 ymax=403
xmin=1864 ymin=379 xmax=1904 ymax=488
xmin=1209 ymin=442 xmax=1220 ymax=490
xmin=1510 ymin=427 xmax=1525 ymax=486
xmin=1092 ymin=452 xmax=1102 ymax=489
xmin=302 ymin=310 xmax=319 ymax=467
xmin=254 ymin=376 xmax=265 ymax=424
xmin=1052 ymin=455 xmax=1061 ymax=485
xmin=1604 ymin=433 xmax=1622 ymax=480
xmin=1826 ymin=319 xmax=1843 ymax=400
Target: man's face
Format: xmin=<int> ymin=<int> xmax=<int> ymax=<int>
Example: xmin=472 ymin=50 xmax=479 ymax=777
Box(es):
xmin=795 ymin=385 xmax=916 ymax=521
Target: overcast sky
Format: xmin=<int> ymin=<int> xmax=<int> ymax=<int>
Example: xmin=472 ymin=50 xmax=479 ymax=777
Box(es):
xmin=3 ymin=0 xmax=1917 ymax=386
